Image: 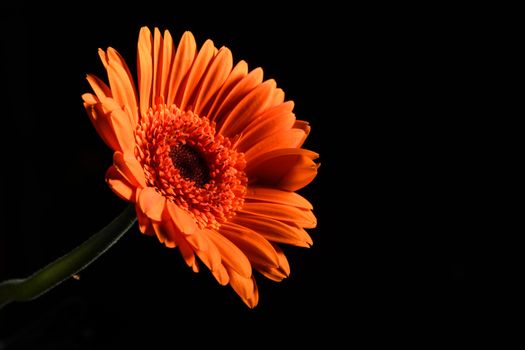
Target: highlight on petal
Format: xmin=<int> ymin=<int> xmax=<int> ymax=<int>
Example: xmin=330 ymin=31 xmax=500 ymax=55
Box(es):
xmin=83 ymin=26 xmax=319 ymax=308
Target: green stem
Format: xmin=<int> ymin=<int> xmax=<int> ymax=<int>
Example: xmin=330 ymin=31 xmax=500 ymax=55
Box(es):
xmin=0 ymin=204 xmax=137 ymax=309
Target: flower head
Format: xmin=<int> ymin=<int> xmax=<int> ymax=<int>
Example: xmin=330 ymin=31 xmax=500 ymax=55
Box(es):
xmin=83 ymin=27 xmax=319 ymax=307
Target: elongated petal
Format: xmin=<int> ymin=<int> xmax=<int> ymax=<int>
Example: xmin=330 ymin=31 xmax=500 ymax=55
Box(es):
xmin=151 ymin=28 xmax=163 ymax=103
xmin=190 ymin=231 xmax=222 ymax=272
xmin=166 ymin=31 xmax=197 ymax=107
xmin=244 ymin=129 xmax=305 ymax=162
xmin=293 ymin=120 xmax=311 ymax=147
xmin=86 ymin=74 xmax=112 ymax=100
xmin=159 ymin=30 xmax=174 ymax=100
xmin=106 ymin=47 xmax=139 ymax=126
xmin=232 ymin=213 xmax=313 ymax=247
xmin=193 ymin=47 xmax=233 ymax=116
xmin=83 ymin=100 xmax=119 ymax=152
xmin=211 ymin=67 xmax=263 ymax=127
xmin=218 ymin=79 xmax=276 ymax=137
xmin=237 ymin=102 xmax=296 ymax=152
xmin=204 ymin=229 xmax=252 ymax=278
xmin=228 ymin=269 xmax=258 ymax=308
xmin=177 ymin=235 xmax=199 ymax=273
xmin=179 ymin=39 xmax=216 ymax=110
xmin=135 ymin=203 xmax=155 ymax=236
xmin=113 ymin=152 xmax=146 ymax=188
xmin=245 ymin=186 xmax=313 ymax=210
xmin=247 ymin=148 xmax=319 ymax=191
xmin=106 ymin=104 xmax=135 ymax=154
xmin=257 ymin=244 xmax=290 ymax=281
xmin=205 ymin=60 xmax=248 ymax=120
xmin=240 ymin=201 xmax=316 ymax=229
xmin=106 ymin=166 xmax=135 ymax=201
xmin=137 ymin=27 xmax=153 ymax=116
xmin=138 ymin=187 xmax=166 ymax=221
xmin=166 ymin=201 xmax=197 ymax=235
xmin=219 ymin=222 xmax=279 ymax=268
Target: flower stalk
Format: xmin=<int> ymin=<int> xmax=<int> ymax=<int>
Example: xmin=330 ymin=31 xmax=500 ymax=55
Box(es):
xmin=0 ymin=204 xmax=137 ymax=309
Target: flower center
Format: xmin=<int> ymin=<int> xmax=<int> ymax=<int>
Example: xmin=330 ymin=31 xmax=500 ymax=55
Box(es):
xmin=135 ymin=104 xmax=247 ymax=229
xmin=169 ymin=143 xmax=210 ymax=187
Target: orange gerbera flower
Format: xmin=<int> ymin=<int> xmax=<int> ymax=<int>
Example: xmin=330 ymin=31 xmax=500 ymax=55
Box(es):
xmin=82 ymin=26 xmax=319 ymax=307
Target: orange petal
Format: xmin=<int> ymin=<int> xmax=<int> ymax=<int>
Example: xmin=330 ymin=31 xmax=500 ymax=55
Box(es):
xmin=83 ymin=102 xmax=119 ymax=152
xmin=191 ymin=231 xmax=222 ymax=272
xmin=151 ymin=28 xmax=163 ymax=103
xmin=137 ymin=187 xmax=166 ymax=221
xmin=135 ymin=203 xmax=155 ymax=236
xmin=86 ymin=74 xmax=112 ymax=100
xmin=105 ymin=103 xmax=136 ymax=154
xmin=211 ymin=67 xmax=263 ymax=127
xmin=293 ymin=120 xmax=311 ymax=147
xmin=274 ymin=245 xmax=290 ymax=275
xmin=247 ymin=148 xmax=319 ymax=191
xmin=161 ymin=218 xmax=199 ymax=272
xmin=185 ymin=229 xmax=210 ymax=252
xmin=257 ymin=244 xmax=290 ymax=282
xmin=113 ymin=151 xmax=146 ymax=188
xmin=106 ymin=166 xmax=135 ymax=201
xmin=219 ymin=222 xmax=279 ymax=268
xmin=245 ymin=186 xmax=313 ymax=210
xmin=166 ymin=201 xmax=198 ymax=235
xmin=193 ymin=47 xmax=233 ymax=116
xmin=218 ymin=79 xmax=276 ymax=137
xmin=106 ymin=48 xmax=139 ymax=126
xmin=211 ymin=263 xmax=230 ymax=286
xmin=205 ymin=60 xmax=248 ymax=120
xmin=151 ymin=220 xmax=169 ymax=246
xmin=159 ymin=29 xmax=174 ymax=101
xmin=232 ymin=213 xmax=313 ymax=247
xmin=272 ymin=88 xmax=285 ymax=105
xmin=228 ymin=269 xmax=258 ymax=308
xmin=204 ymin=229 xmax=252 ymax=278
xmin=177 ymin=235 xmax=199 ymax=273
xmin=258 ymin=268 xmax=287 ymax=282
xmin=244 ymin=129 xmax=306 ymax=162
xmin=137 ymin=27 xmax=153 ymax=116
xmin=179 ymin=39 xmax=216 ymax=111
xmin=240 ymin=202 xmax=317 ymax=229
xmin=98 ymin=48 xmax=109 ymax=69
xmin=237 ymin=102 xmax=296 ymax=152
xmin=82 ymin=93 xmax=98 ymax=105
xmin=166 ymin=31 xmax=197 ymax=107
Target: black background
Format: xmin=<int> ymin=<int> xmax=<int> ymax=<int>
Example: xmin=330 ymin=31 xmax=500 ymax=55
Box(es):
xmin=0 ymin=2 xmax=464 ymax=348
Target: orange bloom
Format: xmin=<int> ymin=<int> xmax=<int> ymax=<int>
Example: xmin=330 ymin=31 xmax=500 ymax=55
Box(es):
xmin=82 ymin=27 xmax=319 ymax=307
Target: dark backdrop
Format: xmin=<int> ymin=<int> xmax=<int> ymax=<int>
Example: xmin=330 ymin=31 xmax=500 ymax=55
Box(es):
xmin=0 ymin=2 xmax=464 ymax=348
